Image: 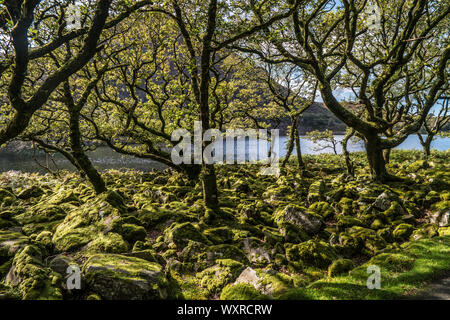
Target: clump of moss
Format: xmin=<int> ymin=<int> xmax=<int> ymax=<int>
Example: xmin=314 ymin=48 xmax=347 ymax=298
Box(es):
xmin=328 ymin=259 xmax=355 ymax=277
xmin=286 ymin=240 xmax=337 ymax=269
xmin=203 ymin=227 xmax=234 ymax=244
xmin=164 ymin=222 xmax=208 ymax=248
xmin=393 ymin=224 xmax=415 ymax=241
xmin=220 ymin=283 xmax=268 ymax=300
xmin=308 ymin=201 xmax=334 ymax=219
xmin=196 ymin=259 xmax=245 ymax=295
xmin=307 ymin=180 xmax=325 ymax=204
xmin=86 ymin=233 xmax=129 ymax=253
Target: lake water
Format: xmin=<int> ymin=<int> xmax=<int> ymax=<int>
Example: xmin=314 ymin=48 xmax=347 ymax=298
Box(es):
xmin=0 ymin=135 xmax=448 ymax=173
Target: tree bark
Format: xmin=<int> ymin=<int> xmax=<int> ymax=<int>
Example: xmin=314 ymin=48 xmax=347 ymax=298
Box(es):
xmin=281 ymin=116 xmax=297 ymax=168
xmin=342 ymin=130 xmax=355 ymax=177
xmin=69 ymin=109 xmax=106 ymax=194
xmin=365 ymin=136 xmax=389 ymax=182
xmin=294 ymin=125 xmax=305 ymax=171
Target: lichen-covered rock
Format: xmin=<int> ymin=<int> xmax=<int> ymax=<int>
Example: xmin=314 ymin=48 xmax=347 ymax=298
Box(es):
xmin=328 ymin=259 xmax=355 ymax=277
xmin=274 ymin=204 xmax=323 ymax=235
xmin=163 ymin=222 xmax=208 ymax=248
xmin=82 ymin=253 xmax=170 ymax=299
xmin=286 ymin=240 xmax=337 ymax=269
xmin=5 ymin=245 xmax=62 ymax=300
xmin=372 ymin=192 xmax=401 ymax=211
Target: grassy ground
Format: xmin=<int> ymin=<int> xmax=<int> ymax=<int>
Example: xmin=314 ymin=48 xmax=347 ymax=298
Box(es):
xmin=291 ymin=235 xmax=450 ymax=299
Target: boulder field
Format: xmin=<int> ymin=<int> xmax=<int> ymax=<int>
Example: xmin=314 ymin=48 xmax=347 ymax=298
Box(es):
xmin=0 ymin=150 xmax=449 ymax=300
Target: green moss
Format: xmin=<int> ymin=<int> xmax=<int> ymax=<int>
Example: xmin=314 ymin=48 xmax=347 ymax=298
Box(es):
xmin=308 ymin=201 xmax=334 ymax=219
xmin=196 ymin=259 xmax=245 ymax=295
xmin=339 ymin=226 xmax=387 ymax=256
xmin=0 ymin=230 xmax=29 ymax=262
xmin=286 ymin=240 xmax=337 ymax=269
xmin=203 ymin=227 xmax=234 ymax=244
xmin=338 ymin=197 xmax=354 ymax=215
xmin=164 ymin=222 xmax=208 ymax=248
xmin=120 ymin=224 xmax=147 ymax=244
xmin=337 ymin=215 xmax=365 ymax=230
xmin=82 ymin=253 xmax=170 ymax=299
xmin=34 ymin=231 xmax=53 ymax=252
xmin=393 ymin=224 xmax=415 ymax=241
xmin=307 ymin=180 xmax=325 ymax=204
xmin=383 ymin=201 xmax=405 ymax=220
xmin=86 ymin=293 xmax=102 ymax=300
xmin=220 ymin=283 xmax=268 ymax=300
xmin=328 ymin=259 xmax=355 ymax=277
xmin=86 ymin=233 xmax=129 ymax=253
xmin=6 ymin=245 xmax=62 ymax=300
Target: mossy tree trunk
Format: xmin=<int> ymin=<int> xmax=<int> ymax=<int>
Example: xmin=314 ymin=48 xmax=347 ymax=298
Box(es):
xmin=281 ymin=116 xmax=297 ymax=169
xmin=342 ymin=129 xmax=355 ymax=177
xmin=294 ymin=124 xmax=305 ymax=172
xmin=65 ymin=82 xmax=106 ymax=195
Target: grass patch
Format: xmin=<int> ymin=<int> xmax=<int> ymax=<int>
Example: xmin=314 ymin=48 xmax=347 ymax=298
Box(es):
xmin=294 ymin=236 xmax=450 ymax=299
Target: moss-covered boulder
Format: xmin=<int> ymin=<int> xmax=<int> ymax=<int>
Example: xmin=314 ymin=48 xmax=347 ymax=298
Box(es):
xmin=308 ymin=201 xmax=334 ymax=219
xmin=0 ymin=230 xmax=29 ymax=263
xmin=200 ymin=244 xmax=249 ymax=266
xmin=118 ymin=223 xmax=147 ymax=245
xmin=163 ymin=222 xmax=208 ymax=248
xmin=52 ymin=194 xmax=121 ymax=252
xmin=202 ymin=227 xmax=234 ymax=244
xmin=336 ymin=215 xmax=365 ymax=230
xmin=0 ymin=188 xmax=16 ymax=206
xmin=410 ymin=224 xmax=439 ymax=240
xmin=372 ymin=192 xmax=401 ymax=212
xmin=328 ymin=259 xmax=355 ymax=277
xmin=274 ymin=204 xmax=323 ymax=235
xmin=196 ymin=259 xmax=245 ymax=295
xmin=392 ymin=223 xmax=415 ymax=241
xmin=286 ymin=240 xmax=337 ymax=269
xmin=17 ymin=186 xmax=44 ymax=200
xmin=5 ymin=245 xmax=62 ymax=300
xmin=307 ymin=180 xmax=325 ymax=203
xmin=86 ymin=233 xmax=129 ymax=254
xmin=82 ymin=253 xmax=170 ymax=299
xmin=338 ymin=226 xmax=387 ymax=256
